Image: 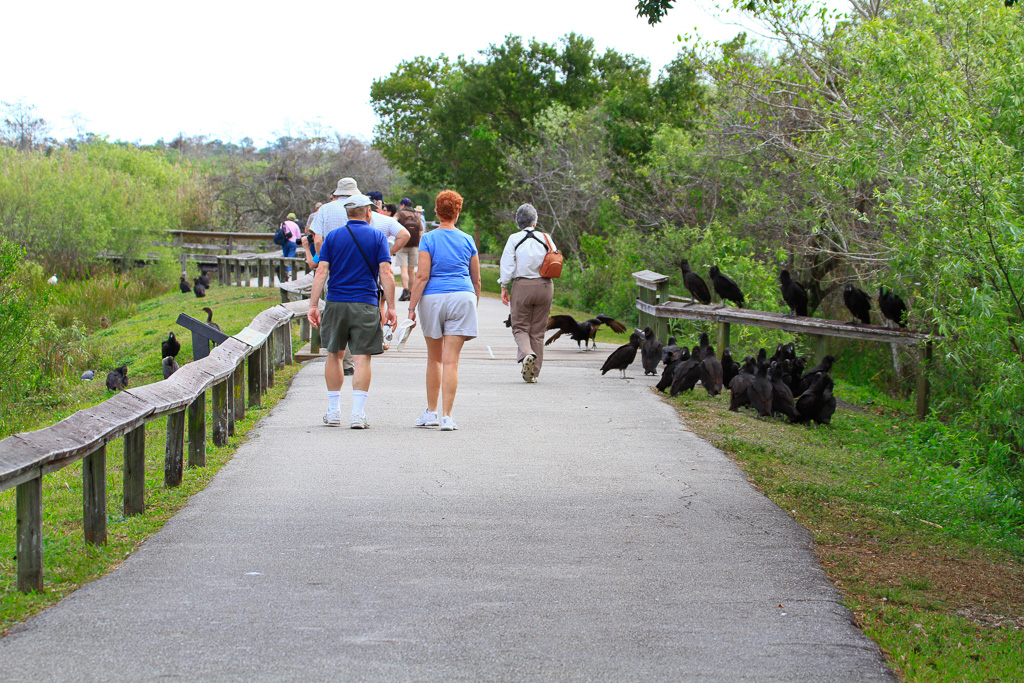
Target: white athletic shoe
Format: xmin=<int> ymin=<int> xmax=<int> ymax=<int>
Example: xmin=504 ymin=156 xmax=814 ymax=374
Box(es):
xmin=522 ymin=354 xmax=537 ymax=382
xmin=323 ymin=410 xmax=341 ymax=427
xmin=439 ymin=415 xmax=458 ymax=431
xmin=350 ymin=414 xmax=370 ymax=429
xmin=414 ymin=409 xmax=439 ymax=427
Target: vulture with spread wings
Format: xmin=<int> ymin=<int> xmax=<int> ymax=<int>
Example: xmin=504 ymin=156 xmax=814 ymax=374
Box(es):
xmin=545 ymin=314 xmax=628 ymax=351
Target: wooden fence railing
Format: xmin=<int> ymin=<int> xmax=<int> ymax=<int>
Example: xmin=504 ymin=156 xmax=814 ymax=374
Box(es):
xmin=634 ymin=269 xmax=939 ymax=419
xmin=217 ymin=254 xmax=312 ymax=287
xmin=0 ymin=301 xmax=312 ymax=593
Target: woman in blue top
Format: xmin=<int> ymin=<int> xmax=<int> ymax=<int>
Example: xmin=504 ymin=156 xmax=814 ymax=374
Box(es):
xmin=407 ymin=190 xmax=481 ymax=432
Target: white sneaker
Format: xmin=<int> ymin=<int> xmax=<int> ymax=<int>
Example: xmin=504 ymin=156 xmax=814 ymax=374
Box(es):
xmin=350 ymin=414 xmax=370 ymax=429
xmin=439 ymin=415 xmax=458 ymax=431
xmin=323 ymin=410 xmax=341 ymax=427
xmin=522 ymin=354 xmax=537 ymax=382
xmin=414 ymin=409 xmax=439 ymax=427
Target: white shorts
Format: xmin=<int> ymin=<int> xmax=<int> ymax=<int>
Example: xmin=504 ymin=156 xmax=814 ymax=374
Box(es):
xmin=417 ymin=291 xmax=478 ymax=339
xmin=393 ymin=246 xmax=419 ymax=269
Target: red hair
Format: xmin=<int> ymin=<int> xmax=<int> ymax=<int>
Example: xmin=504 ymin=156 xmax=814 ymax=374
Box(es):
xmin=434 ymin=190 xmax=463 ymax=222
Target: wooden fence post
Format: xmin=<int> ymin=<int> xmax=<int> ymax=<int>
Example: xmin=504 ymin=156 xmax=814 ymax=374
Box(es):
xmin=212 ymin=380 xmax=228 ymax=447
xmin=717 ymin=322 xmax=731 ymax=354
xmin=226 ymin=373 xmax=236 ymax=437
xmin=235 ymin=258 xmax=244 ymax=287
xmin=188 ymin=392 xmax=207 ymax=467
xmin=233 ymin=362 xmax=246 ymax=422
xmin=17 ymin=475 xmax=43 ymax=592
xmin=83 ymin=445 xmax=107 ymax=545
xmin=916 ymin=340 xmax=933 ymax=420
xmin=300 ymin=317 xmax=310 ymax=343
xmin=812 ymin=335 xmax=829 ymax=366
xmin=248 ymin=351 xmax=262 ymax=408
xmin=123 ymin=425 xmax=146 ymax=516
xmin=263 ymin=341 xmax=273 ymax=390
xmin=283 ymin=324 xmax=293 ymax=366
xmin=165 ymin=409 xmax=185 ymax=487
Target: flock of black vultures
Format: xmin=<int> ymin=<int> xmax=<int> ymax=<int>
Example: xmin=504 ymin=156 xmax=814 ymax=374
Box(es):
xmin=544 ymin=260 xmax=912 ymax=426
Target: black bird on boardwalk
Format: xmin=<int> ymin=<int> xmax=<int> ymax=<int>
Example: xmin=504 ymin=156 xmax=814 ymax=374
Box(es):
xmin=193 ymin=279 xmax=207 ymax=298
xmin=161 ymin=332 xmax=180 ymax=359
xmin=640 ymin=327 xmax=663 ymax=376
xmin=698 ymin=345 xmax=724 ymax=397
xmin=779 ymin=270 xmax=808 ymax=317
xmin=106 ymin=366 xmax=129 ymax=391
xmin=179 ymin=273 xmax=192 ymax=294
xmin=769 ymin=362 xmax=799 ymax=421
xmin=547 ymin=314 xmax=627 ymax=351
xmin=878 ymin=287 xmax=908 ymax=328
xmin=708 ymin=265 xmax=745 ymax=307
xmin=680 ymin=259 xmax=712 ymax=305
xmin=202 ymin=307 xmax=221 ymax=332
xmin=197 ymin=271 xmax=211 ymax=289
xmin=747 ymin=362 xmax=773 ymax=418
xmin=656 ymin=356 xmax=680 ymax=392
xmin=162 ymin=356 xmax=179 ymax=379
xmin=843 ymin=284 xmax=872 ymax=325
xmin=600 ymin=330 xmax=644 ymax=379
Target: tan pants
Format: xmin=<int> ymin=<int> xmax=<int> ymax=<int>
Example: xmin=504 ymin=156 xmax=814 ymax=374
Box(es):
xmin=509 ymin=277 xmax=554 ymax=377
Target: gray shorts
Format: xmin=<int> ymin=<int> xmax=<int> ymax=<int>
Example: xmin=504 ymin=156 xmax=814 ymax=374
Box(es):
xmin=418 ymin=291 xmax=478 ymax=339
xmin=320 ymin=300 xmax=384 ymax=355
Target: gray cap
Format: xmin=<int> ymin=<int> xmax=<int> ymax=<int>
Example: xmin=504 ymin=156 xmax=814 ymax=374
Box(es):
xmin=333 ymin=177 xmax=359 ymax=196
xmin=341 ymin=194 xmax=372 ymax=208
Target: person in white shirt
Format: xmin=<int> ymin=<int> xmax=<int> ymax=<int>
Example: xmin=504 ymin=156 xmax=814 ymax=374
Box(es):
xmin=498 ymin=204 xmax=556 ymax=383
xmin=310 ymin=177 xmax=410 ymax=256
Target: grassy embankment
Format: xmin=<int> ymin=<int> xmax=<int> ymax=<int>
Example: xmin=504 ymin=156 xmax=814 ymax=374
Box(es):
xmin=0 ymin=284 xmax=303 ymax=631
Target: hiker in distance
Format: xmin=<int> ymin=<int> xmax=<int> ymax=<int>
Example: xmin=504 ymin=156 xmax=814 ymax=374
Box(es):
xmin=308 ymin=193 xmax=398 ymax=429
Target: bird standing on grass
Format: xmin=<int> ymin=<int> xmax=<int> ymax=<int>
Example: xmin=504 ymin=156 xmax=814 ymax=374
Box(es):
xmin=162 ymin=332 xmax=180 ymax=359
xmin=106 ymin=366 xmax=129 ymax=391
xmin=197 ymin=271 xmax=211 ymax=289
xmin=709 ymin=265 xmax=745 ymax=307
xmin=202 ymin=307 xmax=221 ymax=332
xmin=600 ymin=330 xmax=643 ymax=379
xmin=680 ymin=259 xmax=712 ymax=305
xmin=747 ymin=362 xmax=773 ymax=417
xmin=179 ymin=273 xmax=192 ymax=294
xmin=193 ymin=278 xmax=206 ymax=298
xmin=779 ymin=270 xmax=808 ymax=317
xmin=162 ymin=356 xmax=179 ymax=379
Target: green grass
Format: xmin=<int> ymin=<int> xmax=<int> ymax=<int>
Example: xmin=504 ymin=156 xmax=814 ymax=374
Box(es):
xmin=0 ymin=284 xmax=302 ymax=631
xmin=665 ymin=383 xmax=1024 ymax=680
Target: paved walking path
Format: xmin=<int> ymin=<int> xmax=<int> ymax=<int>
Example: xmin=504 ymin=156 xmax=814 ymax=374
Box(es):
xmin=0 ymin=297 xmax=893 ymax=681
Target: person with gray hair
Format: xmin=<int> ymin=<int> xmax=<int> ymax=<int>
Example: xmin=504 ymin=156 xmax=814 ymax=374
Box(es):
xmin=498 ymin=203 xmax=557 ymax=383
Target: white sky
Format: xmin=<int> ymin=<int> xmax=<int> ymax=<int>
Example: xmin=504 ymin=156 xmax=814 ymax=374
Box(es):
xmin=3 ymin=0 xmax=795 ymax=146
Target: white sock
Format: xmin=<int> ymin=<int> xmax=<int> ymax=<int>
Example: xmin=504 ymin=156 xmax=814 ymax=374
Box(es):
xmin=327 ymin=391 xmax=340 ymax=413
xmin=352 ymin=390 xmax=368 ymax=417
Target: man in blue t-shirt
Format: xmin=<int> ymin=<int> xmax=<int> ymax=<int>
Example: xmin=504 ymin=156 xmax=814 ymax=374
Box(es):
xmin=309 ymin=194 xmax=397 ymax=429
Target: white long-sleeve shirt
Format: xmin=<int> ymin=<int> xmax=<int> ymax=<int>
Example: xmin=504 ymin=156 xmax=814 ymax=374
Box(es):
xmin=498 ymin=228 xmax=556 ymax=286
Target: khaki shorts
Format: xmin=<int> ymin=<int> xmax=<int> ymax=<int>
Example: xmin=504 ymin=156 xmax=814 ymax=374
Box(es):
xmin=320 ymin=301 xmax=384 ymax=355
xmin=393 ymin=246 xmax=420 ymax=269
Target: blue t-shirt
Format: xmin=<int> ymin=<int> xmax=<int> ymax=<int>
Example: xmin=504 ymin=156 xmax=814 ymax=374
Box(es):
xmin=317 ymin=220 xmax=391 ymax=305
xmin=420 ymin=228 xmax=478 ymax=295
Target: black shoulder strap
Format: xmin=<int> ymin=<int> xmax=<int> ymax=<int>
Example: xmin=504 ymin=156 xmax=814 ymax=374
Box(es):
xmin=346 ymin=225 xmax=383 ymax=298
xmin=514 ymin=230 xmax=549 ymax=252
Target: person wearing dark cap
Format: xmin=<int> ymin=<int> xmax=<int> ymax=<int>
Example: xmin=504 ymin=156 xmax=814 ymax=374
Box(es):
xmin=367 ymin=190 xmax=384 ymax=209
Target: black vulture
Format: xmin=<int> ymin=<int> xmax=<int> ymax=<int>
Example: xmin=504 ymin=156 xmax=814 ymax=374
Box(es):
xmin=795 ymin=374 xmax=830 ymax=425
xmin=680 ymin=259 xmax=712 ymax=305
xmin=197 ymin=271 xmax=211 ymax=289
xmin=696 ymin=331 xmax=711 ymax=357
xmin=843 ymin=284 xmax=872 ymax=325
xmin=779 ymin=270 xmax=808 ymax=317
xmin=194 ymin=279 xmax=207 ymax=298
xmin=179 ymin=273 xmax=192 ymax=294
xmin=708 ymin=265 xmax=744 ymax=307
xmin=769 ymin=362 xmax=799 ymax=421
xmin=640 ymin=327 xmax=663 ymax=376
xmin=747 ymin=362 xmax=773 ymax=417
xmin=656 ymin=357 xmax=681 ymax=392
xmin=816 ymin=379 xmax=838 ymax=425
xmin=106 ymin=366 xmax=129 ymax=391
xmin=662 ymin=336 xmax=683 ymax=364
xmin=600 ymin=330 xmax=643 ymax=378
xmin=698 ymin=345 xmax=724 ymax=396
xmin=728 ymin=358 xmax=757 ymax=411
xmin=798 ymin=355 xmax=836 ymax=394
xmin=721 ymin=348 xmax=740 ymax=389
xmin=878 ymin=287 xmax=908 ymax=328
xmin=162 ymin=356 xmax=179 ymax=379
xmin=547 ymin=314 xmax=627 ymax=351
xmin=162 ymin=332 xmax=180 ymax=359
xmin=202 ymin=307 xmax=222 ymax=332
xmin=669 ymin=357 xmax=702 ymax=396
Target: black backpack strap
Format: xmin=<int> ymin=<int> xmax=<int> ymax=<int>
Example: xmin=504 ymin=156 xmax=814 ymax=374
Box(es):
xmin=514 ymin=230 xmax=549 ymax=252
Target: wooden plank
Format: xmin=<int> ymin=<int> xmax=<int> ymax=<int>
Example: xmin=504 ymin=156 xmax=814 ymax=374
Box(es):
xmin=633 ymin=269 xmax=671 ymax=290
xmin=636 ymin=299 xmax=933 ymax=345
xmin=125 ymin=381 xmax=195 ymax=417
xmin=212 ymin=381 xmax=228 ymax=448
xmin=165 ymin=409 xmax=185 ymax=488
xmin=83 ymin=444 xmax=107 ymax=545
xmin=16 ymin=476 xmax=43 ymax=592
xmin=123 ymin=425 xmax=145 ymax=516
xmin=234 ymin=326 xmax=269 ymax=349
xmin=0 ymin=438 xmax=50 ymax=492
xmin=188 ymin=392 xmax=207 ymax=467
